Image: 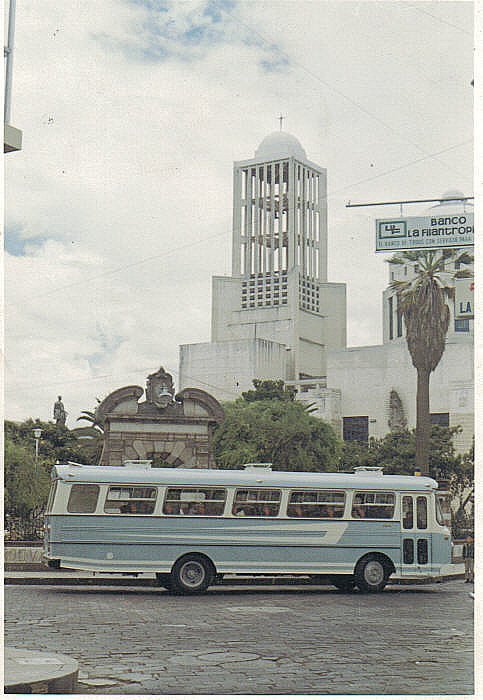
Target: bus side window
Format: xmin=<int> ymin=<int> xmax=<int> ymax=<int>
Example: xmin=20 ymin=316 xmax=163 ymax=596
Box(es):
xmin=416 ymin=496 xmax=427 ymax=529
xmin=163 ymin=488 xmax=226 ymax=516
xmin=233 ymin=489 xmax=281 ymax=517
xmin=287 ymin=491 xmax=345 ymax=518
xmin=402 ymin=496 xmax=413 ymax=529
xmin=104 ymin=486 xmax=157 ymax=515
xmin=352 ymin=492 xmax=395 ymax=519
xmin=67 ymin=484 xmax=100 ymax=513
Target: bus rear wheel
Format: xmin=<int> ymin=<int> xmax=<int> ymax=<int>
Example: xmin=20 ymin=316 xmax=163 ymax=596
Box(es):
xmin=329 ymin=575 xmax=355 ymax=592
xmin=355 ymin=555 xmax=389 ymax=593
xmin=170 ymin=554 xmax=214 ymax=595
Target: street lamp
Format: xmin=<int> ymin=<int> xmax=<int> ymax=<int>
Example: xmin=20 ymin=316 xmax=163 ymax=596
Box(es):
xmin=32 ymin=428 xmax=42 ymax=468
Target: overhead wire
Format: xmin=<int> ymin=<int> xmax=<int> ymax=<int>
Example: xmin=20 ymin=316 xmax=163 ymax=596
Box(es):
xmin=221 ymin=4 xmax=472 ymax=179
xmin=5 ymin=137 xmax=471 ymax=309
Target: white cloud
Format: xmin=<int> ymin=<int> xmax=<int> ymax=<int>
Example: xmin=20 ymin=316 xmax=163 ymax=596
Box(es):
xmin=5 ymin=0 xmax=474 ymax=425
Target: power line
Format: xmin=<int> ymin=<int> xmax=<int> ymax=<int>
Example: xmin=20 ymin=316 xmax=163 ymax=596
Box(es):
xmin=5 ymin=136 xmax=471 ymax=310
xmin=222 ymin=5 xmax=471 ymax=179
xmin=405 ymin=3 xmax=473 ymax=37
xmin=4 ymin=362 xmax=241 ymax=400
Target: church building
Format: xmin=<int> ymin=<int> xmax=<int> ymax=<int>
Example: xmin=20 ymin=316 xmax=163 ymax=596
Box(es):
xmin=179 ymin=132 xmax=474 ymax=454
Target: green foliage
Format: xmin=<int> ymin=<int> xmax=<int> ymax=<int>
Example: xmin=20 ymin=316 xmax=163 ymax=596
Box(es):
xmin=4 ymin=437 xmax=51 ymax=518
xmin=338 ymin=426 xmax=463 ymax=478
xmin=241 ymin=379 xmax=296 ymax=403
xmin=213 ymin=396 xmax=341 ymax=472
xmin=5 ymin=418 xmax=88 ymax=464
xmin=449 ymin=438 xmax=474 ymax=536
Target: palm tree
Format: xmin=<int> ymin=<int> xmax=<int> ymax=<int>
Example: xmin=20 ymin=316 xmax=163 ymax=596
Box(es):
xmin=389 ymin=249 xmax=473 ymax=472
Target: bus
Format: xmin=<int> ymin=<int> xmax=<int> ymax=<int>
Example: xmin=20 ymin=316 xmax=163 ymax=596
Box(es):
xmin=43 ymin=461 xmax=453 ymax=594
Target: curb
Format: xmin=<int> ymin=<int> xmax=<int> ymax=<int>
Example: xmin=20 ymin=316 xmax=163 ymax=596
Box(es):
xmin=4 ymin=573 xmax=465 ymax=587
xmin=4 ymin=647 xmax=79 ymax=694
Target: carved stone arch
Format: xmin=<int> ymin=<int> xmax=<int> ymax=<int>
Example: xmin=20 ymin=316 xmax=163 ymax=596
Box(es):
xmin=96 ymin=386 xmax=144 ymax=425
xmin=176 ymin=387 xmax=225 ymax=423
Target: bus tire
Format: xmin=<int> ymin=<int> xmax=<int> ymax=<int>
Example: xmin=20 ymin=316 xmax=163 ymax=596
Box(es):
xmin=170 ymin=554 xmax=214 ymax=595
xmin=354 ymin=555 xmax=389 ymax=593
xmin=329 ymin=575 xmax=355 ymax=592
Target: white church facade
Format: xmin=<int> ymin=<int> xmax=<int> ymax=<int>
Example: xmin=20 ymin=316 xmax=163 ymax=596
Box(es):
xmin=179 ymin=132 xmax=474 ymax=454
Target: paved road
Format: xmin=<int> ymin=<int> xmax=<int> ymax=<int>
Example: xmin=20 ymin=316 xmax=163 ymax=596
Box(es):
xmin=5 ymin=581 xmax=473 ymax=695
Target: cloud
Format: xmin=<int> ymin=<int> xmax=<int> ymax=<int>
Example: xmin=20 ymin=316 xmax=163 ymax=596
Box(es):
xmin=5 ymin=0 xmax=473 ymax=426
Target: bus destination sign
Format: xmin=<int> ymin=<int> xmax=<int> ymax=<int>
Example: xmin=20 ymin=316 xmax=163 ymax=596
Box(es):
xmin=376 ymin=212 xmax=474 ymax=252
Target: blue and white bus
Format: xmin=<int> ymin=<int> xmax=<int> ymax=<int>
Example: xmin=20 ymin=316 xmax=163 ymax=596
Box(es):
xmin=43 ymin=461 xmax=453 ymax=594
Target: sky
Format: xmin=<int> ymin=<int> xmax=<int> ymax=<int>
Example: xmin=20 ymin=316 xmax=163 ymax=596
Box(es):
xmin=5 ymin=0 xmax=475 ymax=427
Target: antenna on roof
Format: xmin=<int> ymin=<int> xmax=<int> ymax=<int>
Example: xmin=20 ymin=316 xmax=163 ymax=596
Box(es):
xmin=278 ymin=114 xmax=285 ymax=131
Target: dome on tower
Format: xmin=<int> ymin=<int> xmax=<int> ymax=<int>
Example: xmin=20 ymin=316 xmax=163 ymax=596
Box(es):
xmin=426 ymin=189 xmax=472 ymax=215
xmin=255 ymin=131 xmax=307 ymax=160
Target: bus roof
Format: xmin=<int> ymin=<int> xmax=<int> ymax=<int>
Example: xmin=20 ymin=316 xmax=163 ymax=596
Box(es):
xmin=52 ymin=464 xmax=438 ymax=492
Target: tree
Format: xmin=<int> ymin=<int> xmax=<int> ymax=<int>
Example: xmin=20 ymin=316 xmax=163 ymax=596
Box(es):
xmin=213 ymin=388 xmax=341 ymax=471
xmin=389 ymin=249 xmax=473 ymax=471
xmin=242 ymin=379 xmax=297 ymax=403
xmin=338 ymin=425 xmax=463 ymax=478
xmin=4 ymin=438 xmax=51 ymax=518
xmin=449 ymin=439 xmax=474 ymax=536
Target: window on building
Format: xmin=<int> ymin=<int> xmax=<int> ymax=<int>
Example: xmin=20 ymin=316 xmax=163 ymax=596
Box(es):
xmin=67 ymin=484 xmax=100 ymax=513
xmin=352 ymin=492 xmax=395 ymax=519
xmin=287 ymin=490 xmax=345 ymax=518
xmin=343 ymin=416 xmax=369 ymax=443
xmin=430 ymin=413 xmax=449 ymax=427
xmin=455 ymin=319 xmax=469 ymax=332
xmin=388 ymin=296 xmax=394 ymax=340
xmin=163 ymin=488 xmax=226 ymax=516
xmin=396 ymin=297 xmax=403 ymax=337
xmin=104 ymin=486 xmax=158 ymax=514
xmin=232 ymin=489 xmax=281 ymax=516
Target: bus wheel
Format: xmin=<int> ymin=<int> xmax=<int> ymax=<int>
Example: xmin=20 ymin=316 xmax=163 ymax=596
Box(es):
xmin=155 ymin=573 xmax=172 ymax=591
xmin=329 ymin=575 xmax=355 ymax=592
xmin=355 ymin=555 xmax=389 ymax=593
xmin=171 ymin=554 xmax=214 ymax=595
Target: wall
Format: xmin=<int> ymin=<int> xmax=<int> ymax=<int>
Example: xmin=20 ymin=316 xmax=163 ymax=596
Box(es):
xmin=179 ymin=338 xmax=288 ymax=401
xmin=327 ymin=339 xmax=474 ymax=451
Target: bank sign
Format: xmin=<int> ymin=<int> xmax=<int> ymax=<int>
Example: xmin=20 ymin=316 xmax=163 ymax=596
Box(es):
xmin=454 ymin=278 xmax=474 ymax=319
xmin=376 ymin=212 xmax=474 ymax=251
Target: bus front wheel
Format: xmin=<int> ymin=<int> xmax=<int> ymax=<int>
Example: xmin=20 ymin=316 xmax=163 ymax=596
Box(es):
xmin=170 ymin=554 xmax=214 ymax=595
xmin=355 ymin=555 xmax=389 ymax=593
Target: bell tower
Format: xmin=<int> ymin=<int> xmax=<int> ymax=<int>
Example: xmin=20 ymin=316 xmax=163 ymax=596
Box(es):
xmin=180 ymin=129 xmax=346 ymax=398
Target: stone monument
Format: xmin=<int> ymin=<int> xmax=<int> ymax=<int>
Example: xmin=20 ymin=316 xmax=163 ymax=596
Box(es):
xmin=94 ymin=367 xmax=224 ymax=467
xmin=53 ymin=396 xmax=67 ymax=427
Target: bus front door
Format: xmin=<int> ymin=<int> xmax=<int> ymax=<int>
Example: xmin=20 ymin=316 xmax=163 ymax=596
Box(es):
xmin=401 ymin=494 xmax=432 ymax=577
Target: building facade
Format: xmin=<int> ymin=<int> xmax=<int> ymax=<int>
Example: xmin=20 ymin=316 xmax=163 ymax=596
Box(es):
xmin=179 ymin=132 xmax=474 ymax=453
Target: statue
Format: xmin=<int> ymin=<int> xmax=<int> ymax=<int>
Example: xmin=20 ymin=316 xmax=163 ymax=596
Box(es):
xmin=53 ymin=395 xmax=67 ymax=427
xmin=388 ymin=390 xmax=407 ymax=432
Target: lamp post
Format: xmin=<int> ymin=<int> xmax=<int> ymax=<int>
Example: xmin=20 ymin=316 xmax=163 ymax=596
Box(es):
xmin=32 ymin=428 xmax=42 ymax=469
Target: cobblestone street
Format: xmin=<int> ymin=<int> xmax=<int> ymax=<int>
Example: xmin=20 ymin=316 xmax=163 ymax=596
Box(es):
xmin=5 ymin=581 xmax=473 ymax=695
